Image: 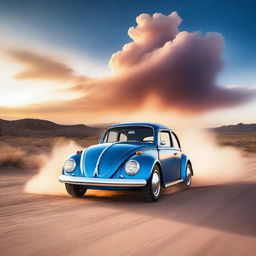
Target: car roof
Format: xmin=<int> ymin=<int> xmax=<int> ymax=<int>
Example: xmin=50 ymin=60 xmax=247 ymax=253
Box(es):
xmin=110 ymin=122 xmax=171 ymax=131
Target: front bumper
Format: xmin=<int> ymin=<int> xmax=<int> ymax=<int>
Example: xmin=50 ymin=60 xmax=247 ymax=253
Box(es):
xmin=59 ymin=175 xmax=147 ymax=187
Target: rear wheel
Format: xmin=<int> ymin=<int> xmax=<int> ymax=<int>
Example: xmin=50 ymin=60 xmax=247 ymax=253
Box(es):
xmin=143 ymin=166 xmax=161 ymax=202
xmin=65 ymin=183 xmax=87 ymax=197
xmin=184 ymin=163 xmax=192 ymax=188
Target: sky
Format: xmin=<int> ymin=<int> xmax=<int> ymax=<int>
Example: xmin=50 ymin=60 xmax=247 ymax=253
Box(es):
xmin=0 ymin=0 xmax=255 ymax=126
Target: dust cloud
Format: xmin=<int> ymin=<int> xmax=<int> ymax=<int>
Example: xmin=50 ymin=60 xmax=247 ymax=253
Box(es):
xmin=182 ymin=129 xmax=245 ymax=185
xmin=25 ymin=141 xmax=80 ymax=196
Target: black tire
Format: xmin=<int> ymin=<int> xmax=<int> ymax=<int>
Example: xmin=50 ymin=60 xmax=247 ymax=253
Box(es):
xmin=65 ymin=183 xmax=87 ymax=198
xmin=184 ymin=163 xmax=192 ymax=188
xmin=143 ymin=166 xmax=161 ymax=202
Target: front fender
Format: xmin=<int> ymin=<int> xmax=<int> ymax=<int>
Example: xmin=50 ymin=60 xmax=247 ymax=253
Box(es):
xmin=115 ymin=149 xmax=159 ymax=181
xmin=62 ymin=153 xmax=82 ymax=177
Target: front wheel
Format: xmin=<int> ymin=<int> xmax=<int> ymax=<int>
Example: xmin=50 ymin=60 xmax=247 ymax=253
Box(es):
xmin=65 ymin=183 xmax=87 ymax=197
xmin=143 ymin=166 xmax=161 ymax=202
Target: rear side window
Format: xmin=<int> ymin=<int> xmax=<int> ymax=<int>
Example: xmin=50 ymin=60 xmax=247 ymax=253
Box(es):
xmin=159 ymin=131 xmax=171 ymax=147
xmin=171 ymin=133 xmax=180 ymax=149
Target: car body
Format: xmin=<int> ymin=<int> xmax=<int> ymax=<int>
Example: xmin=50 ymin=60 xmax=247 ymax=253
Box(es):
xmin=59 ymin=122 xmax=193 ymax=201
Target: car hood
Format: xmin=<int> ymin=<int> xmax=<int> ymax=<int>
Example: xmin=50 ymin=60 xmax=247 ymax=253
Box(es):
xmin=82 ymin=142 xmax=155 ymax=178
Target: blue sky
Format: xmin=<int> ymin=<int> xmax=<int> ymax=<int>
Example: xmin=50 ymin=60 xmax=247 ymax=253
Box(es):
xmin=0 ymin=0 xmax=256 ymax=86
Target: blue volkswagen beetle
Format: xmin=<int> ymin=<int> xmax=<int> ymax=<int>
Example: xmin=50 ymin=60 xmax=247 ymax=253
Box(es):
xmin=59 ymin=122 xmax=193 ymax=202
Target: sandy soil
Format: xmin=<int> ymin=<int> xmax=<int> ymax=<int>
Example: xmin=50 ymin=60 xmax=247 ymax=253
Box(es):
xmin=0 ymin=156 xmax=256 ymax=256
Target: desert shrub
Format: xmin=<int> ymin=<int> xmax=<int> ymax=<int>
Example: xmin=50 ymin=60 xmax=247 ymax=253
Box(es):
xmin=215 ymin=133 xmax=256 ymax=153
xmin=0 ymin=144 xmax=27 ymax=168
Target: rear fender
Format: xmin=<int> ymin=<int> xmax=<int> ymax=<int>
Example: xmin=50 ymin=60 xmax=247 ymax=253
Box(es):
xmin=180 ymin=153 xmax=193 ymax=180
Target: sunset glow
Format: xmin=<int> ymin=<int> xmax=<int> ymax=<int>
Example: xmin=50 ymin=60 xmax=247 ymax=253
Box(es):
xmin=0 ymin=2 xmax=255 ymax=126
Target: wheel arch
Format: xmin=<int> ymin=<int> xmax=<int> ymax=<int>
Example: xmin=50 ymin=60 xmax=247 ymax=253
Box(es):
xmin=187 ymin=159 xmax=194 ymax=176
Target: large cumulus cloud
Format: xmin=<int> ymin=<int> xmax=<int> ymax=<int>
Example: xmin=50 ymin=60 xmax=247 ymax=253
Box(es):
xmin=79 ymin=12 xmax=253 ymax=113
xmin=109 ymin=12 xmax=182 ymax=70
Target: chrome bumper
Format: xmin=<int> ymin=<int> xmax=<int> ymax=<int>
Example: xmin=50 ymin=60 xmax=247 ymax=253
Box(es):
xmin=59 ymin=175 xmax=147 ymax=187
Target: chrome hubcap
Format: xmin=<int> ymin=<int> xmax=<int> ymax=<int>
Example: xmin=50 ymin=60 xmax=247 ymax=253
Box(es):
xmin=152 ymin=171 xmax=160 ymax=197
xmin=186 ymin=166 xmax=192 ymax=186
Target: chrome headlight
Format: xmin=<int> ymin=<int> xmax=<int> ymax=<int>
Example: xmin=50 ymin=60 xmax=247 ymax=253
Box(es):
xmin=125 ymin=160 xmax=140 ymax=176
xmin=63 ymin=158 xmax=76 ymax=173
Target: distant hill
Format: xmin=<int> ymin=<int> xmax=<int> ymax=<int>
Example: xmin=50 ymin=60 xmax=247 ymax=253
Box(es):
xmin=88 ymin=122 xmax=116 ymax=129
xmin=0 ymin=118 xmax=100 ymax=137
xmin=1 ymin=119 xmax=255 ymax=137
xmin=211 ymin=123 xmax=256 ymax=133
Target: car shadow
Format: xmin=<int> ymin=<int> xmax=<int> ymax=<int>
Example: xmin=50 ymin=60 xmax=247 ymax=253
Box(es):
xmin=83 ymin=182 xmax=256 ymax=237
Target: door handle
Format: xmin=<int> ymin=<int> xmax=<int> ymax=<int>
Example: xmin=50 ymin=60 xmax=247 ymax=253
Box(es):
xmin=174 ymin=152 xmax=178 ymax=156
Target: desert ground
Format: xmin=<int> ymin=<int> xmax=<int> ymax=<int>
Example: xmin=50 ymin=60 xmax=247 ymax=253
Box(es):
xmin=0 ymin=134 xmax=256 ymax=256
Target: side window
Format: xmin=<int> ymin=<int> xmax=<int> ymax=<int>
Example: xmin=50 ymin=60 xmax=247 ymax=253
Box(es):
xmin=159 ymin=131 xmax=171 ymax=147
xmin=171 ymin=133 xmax=180 ymax=149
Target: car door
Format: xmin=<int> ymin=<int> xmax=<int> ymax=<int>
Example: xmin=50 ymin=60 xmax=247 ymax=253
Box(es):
xmin=158 ymin=130 xmax=181 ymax=183
xmin=170 ymin=132 xmax=182 ymax=179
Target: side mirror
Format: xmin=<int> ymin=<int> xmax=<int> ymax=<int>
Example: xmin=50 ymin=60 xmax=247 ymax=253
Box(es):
xmin=160 ymin=141 xmax=166 ymax=146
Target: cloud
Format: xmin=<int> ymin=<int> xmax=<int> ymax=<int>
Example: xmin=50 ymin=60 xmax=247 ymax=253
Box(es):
xmin=77 ymin=12 xmax=254 ymax=113
xmin=2 ymin=12 xmax=255 ymax=120
xmin=109 ymin=12 xmax=182 ymax=70
xmin=7 ymin=49 xmax=86 ymax=81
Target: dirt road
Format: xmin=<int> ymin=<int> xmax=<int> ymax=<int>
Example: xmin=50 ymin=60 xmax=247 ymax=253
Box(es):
xmin=1 ymin=156 xmax=256 ymax=256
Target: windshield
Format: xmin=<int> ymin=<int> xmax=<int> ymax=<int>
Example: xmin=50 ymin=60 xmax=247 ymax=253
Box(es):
xmin=103 ymin=126 xmax=154 ymax=143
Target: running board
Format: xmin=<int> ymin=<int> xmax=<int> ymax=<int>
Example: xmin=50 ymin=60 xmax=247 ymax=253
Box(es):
xmin=165 ymin=179 xmax=184 ymax=188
